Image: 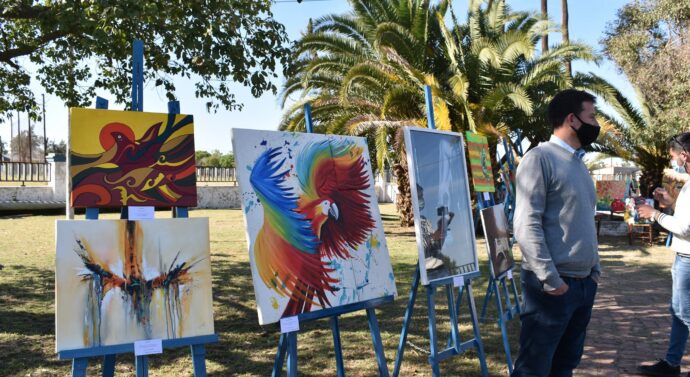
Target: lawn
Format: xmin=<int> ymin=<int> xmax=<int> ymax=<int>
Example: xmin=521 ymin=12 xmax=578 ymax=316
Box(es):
xmin=0 ymin=204 xmax=674 ymax=376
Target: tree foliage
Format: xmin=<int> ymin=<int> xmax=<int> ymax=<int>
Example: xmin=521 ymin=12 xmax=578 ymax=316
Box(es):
xmin=599 ymin=0 xmax=690 ymax=192
xmin=280 ymin=0 xmax=598 ymax=224
xmin=10 ymin=129 xmax=43 ymax=161
xmin=196 ymin=150 xmax=234 ymax=168
xmin=0 ymin=0 xmax=290 ymax=121
xmin=602 ymin=0 xmax=690 ymax=135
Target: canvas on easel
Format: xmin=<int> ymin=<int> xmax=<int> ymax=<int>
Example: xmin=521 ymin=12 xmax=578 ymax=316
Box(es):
xmin=479 ymin=203 xmax=515 ymax=278
xmin=232 ymin=128 xmax=397 ymax=325
xmin=465 ymin=132 xmax=495 ymax=193
xmin=55 ymin=218 xmax=214 ymax=352
xmin=69 ymin=108 xmax=197 ymax=208
xmin=404 ymin=127 xmax=479 ymax=285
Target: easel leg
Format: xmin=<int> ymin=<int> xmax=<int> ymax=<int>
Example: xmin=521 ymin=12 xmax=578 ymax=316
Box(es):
xmin=286 ymin=332 xmax=298 ymax=377
xmin=480 ymin=277 xmax=494 ymax=323
xmin=72 ymin=357 xmax=88 ymax=377
xmin=466 ymin=281 xmax=489 ymax=377
xmin=501 ymin=278 xmax=514 ymax=318
xmin=511 ymin=277 xmax=522 ymax=313
xmin=102 ymin=354 xmax=116 ymax=377
xmin=427 ymin=285 xmax=440 ymax=377
xmin=494 ymin=280 xmax=514 ymax=374
xmin=330 ymin=316 xmax=345 ymax=377
xmin=393 ymin=264 xmax=420 ymax=377
xmin=367 ymin=308 xmax=390 ymax=377
xmin=191 ymin=344 xmax=208 ymax=377
xmin=446 ymin=284 xmax=460 ymax=352
xmin=272 ymin=333 xmax=288 ymax=377
xmin=135 ymin=355 xmax=148 ymax=377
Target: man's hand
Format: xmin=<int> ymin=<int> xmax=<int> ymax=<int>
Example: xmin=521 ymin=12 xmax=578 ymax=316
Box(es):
xmin=636 ymin=204 xmax=657 ymax=219
xmin=545 ymin=283 xmax=569 ymax=296
xmin=653 ymin=187 xmax=674 ymax=207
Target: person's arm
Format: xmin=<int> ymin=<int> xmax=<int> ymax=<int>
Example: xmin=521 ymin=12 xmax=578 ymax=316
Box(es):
xmin=514 ymin=151 xmax=564 ymax=291
xmin=656 ymin=210 xmax=690 ymax=237
xmin=591 ymin=262 xmax=601 ymax=283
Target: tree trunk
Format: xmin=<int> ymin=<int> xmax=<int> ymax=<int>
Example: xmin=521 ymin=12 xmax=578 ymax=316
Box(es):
xmin=393 ymin=151 xmax=414 ymax=227
xmin=541 ymin=0 xmax=549 ymax=53
xmin=562 ymin=0 xmax=571 ymax=78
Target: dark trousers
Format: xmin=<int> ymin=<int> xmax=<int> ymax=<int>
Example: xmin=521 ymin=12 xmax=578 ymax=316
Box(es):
xmin=511 ymin=269 xmax=598 ymax=377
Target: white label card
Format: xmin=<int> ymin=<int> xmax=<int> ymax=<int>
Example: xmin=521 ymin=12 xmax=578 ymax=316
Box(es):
xmin=134 ymin=339 xmax=163 ymax=356
xmin=507 ymin=270 xmax=513 ymax=280
xmin=280 ymin=316 xmax=300 ymax=333
xmin=128 ymin=206 xmax=155 ymax=220
xmin=453 ymin=276 xmax=465 ymax=288
xmin=483 ymin=192 xmax=491 ymax=201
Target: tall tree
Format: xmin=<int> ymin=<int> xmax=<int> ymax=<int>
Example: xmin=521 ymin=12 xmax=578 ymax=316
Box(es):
xmin=281 ymin=0 xmax=596 ymax=224
xmin=0 ymin=1 xmax=290 ymax=120
xmin=10 ymin=129 xmax=43 ymax=162
xmin=601 ymin=0 xmax=690 ymax=189
xmin=562 ymin=0 xmax=571 ymax=77
xmin=542 ymin=0 xmax=549 ymax=53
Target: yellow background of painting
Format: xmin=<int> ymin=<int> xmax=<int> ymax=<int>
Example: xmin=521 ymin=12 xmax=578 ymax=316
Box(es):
xmin=70 ymin=108 xmax=194 ymax=155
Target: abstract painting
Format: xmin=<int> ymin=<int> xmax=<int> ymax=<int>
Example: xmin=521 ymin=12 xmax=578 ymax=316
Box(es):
xmin=232 ymin=129 xmax=397 ymax=325
xmin=480 ymin=203 xmax=515 ymax=278
xmin=69 ymin=108 xmax=197 ymax=208
xmin=404 ymin=127 xmax=479 ymax=285
xmin=55 ymin=218 xmax=213 ymax=352
xmin=465 ymin=132 xmax=495 ymax=192
xmin=596 ymin=180 xmax=626 ymax=211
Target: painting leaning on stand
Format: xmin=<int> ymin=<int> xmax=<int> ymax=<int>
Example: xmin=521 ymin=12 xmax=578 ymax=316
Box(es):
xmin=636 ymin=132 xmax=690 ymax=377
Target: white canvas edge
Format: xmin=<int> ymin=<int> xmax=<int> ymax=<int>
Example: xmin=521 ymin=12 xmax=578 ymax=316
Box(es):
xmin=403 ymin=126 xmax=480 ymax=285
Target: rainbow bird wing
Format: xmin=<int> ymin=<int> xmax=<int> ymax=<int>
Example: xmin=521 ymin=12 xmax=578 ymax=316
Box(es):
xmin=296 ymin=139 xmax=376 ymax=259
xmin=250 ymin=147 xmax=338 ymax=315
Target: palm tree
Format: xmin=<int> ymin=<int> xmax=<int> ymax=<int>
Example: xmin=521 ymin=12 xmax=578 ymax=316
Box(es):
xmin=281 ymin=0 xmax=597 ymax=224
xmin=561 ymin=0 xmax=571 ymax=78
xmin=541 ymin=0 xmax=548 ymax=53
xmin=578 ymin=74 xmax=668 ymax=196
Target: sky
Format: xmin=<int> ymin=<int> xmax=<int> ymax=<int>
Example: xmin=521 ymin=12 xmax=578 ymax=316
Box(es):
xmin=2 ymin=0 xmax=634 ymax=154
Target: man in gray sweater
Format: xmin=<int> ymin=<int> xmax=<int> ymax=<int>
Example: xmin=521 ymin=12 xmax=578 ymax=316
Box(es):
xmin=511 ymin=89 xmax=601 ymax=377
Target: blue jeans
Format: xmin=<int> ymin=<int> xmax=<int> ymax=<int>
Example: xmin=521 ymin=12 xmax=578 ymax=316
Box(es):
xmin=666 ymin=255 xmax=690 ymax=366
xmin=511 ymin=269 xmax=598 ymax=377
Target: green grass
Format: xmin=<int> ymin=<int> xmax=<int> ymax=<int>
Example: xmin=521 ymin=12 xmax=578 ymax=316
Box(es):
xmin=0 ymin=205 xmax=674 ymax=376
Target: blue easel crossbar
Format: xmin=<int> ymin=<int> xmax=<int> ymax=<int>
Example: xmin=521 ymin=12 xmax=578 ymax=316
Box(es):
xmin=58 ymin=334 xmax=218 ymax=360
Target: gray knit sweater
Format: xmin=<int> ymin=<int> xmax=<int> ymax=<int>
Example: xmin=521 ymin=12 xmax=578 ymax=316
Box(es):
xmin=514 ymin=141 xmax=600 ymax=291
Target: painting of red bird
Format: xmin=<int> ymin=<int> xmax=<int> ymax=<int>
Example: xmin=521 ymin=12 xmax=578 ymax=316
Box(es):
xmin=233 ymin=129 xmax=397 ymax=325
xmin=69 ymin=108 xmax=197 ymax=208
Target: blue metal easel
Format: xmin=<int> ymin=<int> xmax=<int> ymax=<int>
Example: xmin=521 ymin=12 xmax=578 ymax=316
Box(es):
xmin=60 ymin=40 xmax=217 ymax=377
xmin=270 ymin=102 xmax=394 ymax=377
xmin=391 ymin=86 xmax=489 ymax=377
xmin=471 ymin=136 xmax=521 ymax=374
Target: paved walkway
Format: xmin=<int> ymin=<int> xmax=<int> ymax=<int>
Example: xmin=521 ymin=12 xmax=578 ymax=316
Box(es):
xmin=577 ymin=253 xmax=682 ymax=376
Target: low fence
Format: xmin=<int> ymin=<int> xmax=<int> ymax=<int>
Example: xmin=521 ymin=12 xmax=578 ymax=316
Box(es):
xmin=0 ymin=161 xmax=51 ymax=183
xmin=196 ymin=166 xmax=236 ymax=184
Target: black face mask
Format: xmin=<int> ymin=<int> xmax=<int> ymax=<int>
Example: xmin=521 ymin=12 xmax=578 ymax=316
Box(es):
xmin=571 ymin=114 xmax=600 ymax=148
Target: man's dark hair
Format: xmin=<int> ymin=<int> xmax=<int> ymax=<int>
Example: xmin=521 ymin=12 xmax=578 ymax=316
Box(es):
xmin=668 ymin=132 xmax=690 ymax=152
xmin=547 ymin=89 xmax=597 ymax=130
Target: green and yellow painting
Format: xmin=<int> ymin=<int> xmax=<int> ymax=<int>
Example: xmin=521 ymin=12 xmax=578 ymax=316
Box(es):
xmin=465 ymin=132 xmax=495 ymax=192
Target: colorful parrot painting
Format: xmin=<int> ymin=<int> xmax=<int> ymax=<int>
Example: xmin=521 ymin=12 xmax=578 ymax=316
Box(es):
xmin=249 ymin=139 xmax=376 ymax=318
xmin=70 ymin=109 xmax=197 ymax=208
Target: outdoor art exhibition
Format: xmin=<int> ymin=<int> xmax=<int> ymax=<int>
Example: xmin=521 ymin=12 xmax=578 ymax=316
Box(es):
xmin=2 ymin=0 xmax=690 ymax=376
